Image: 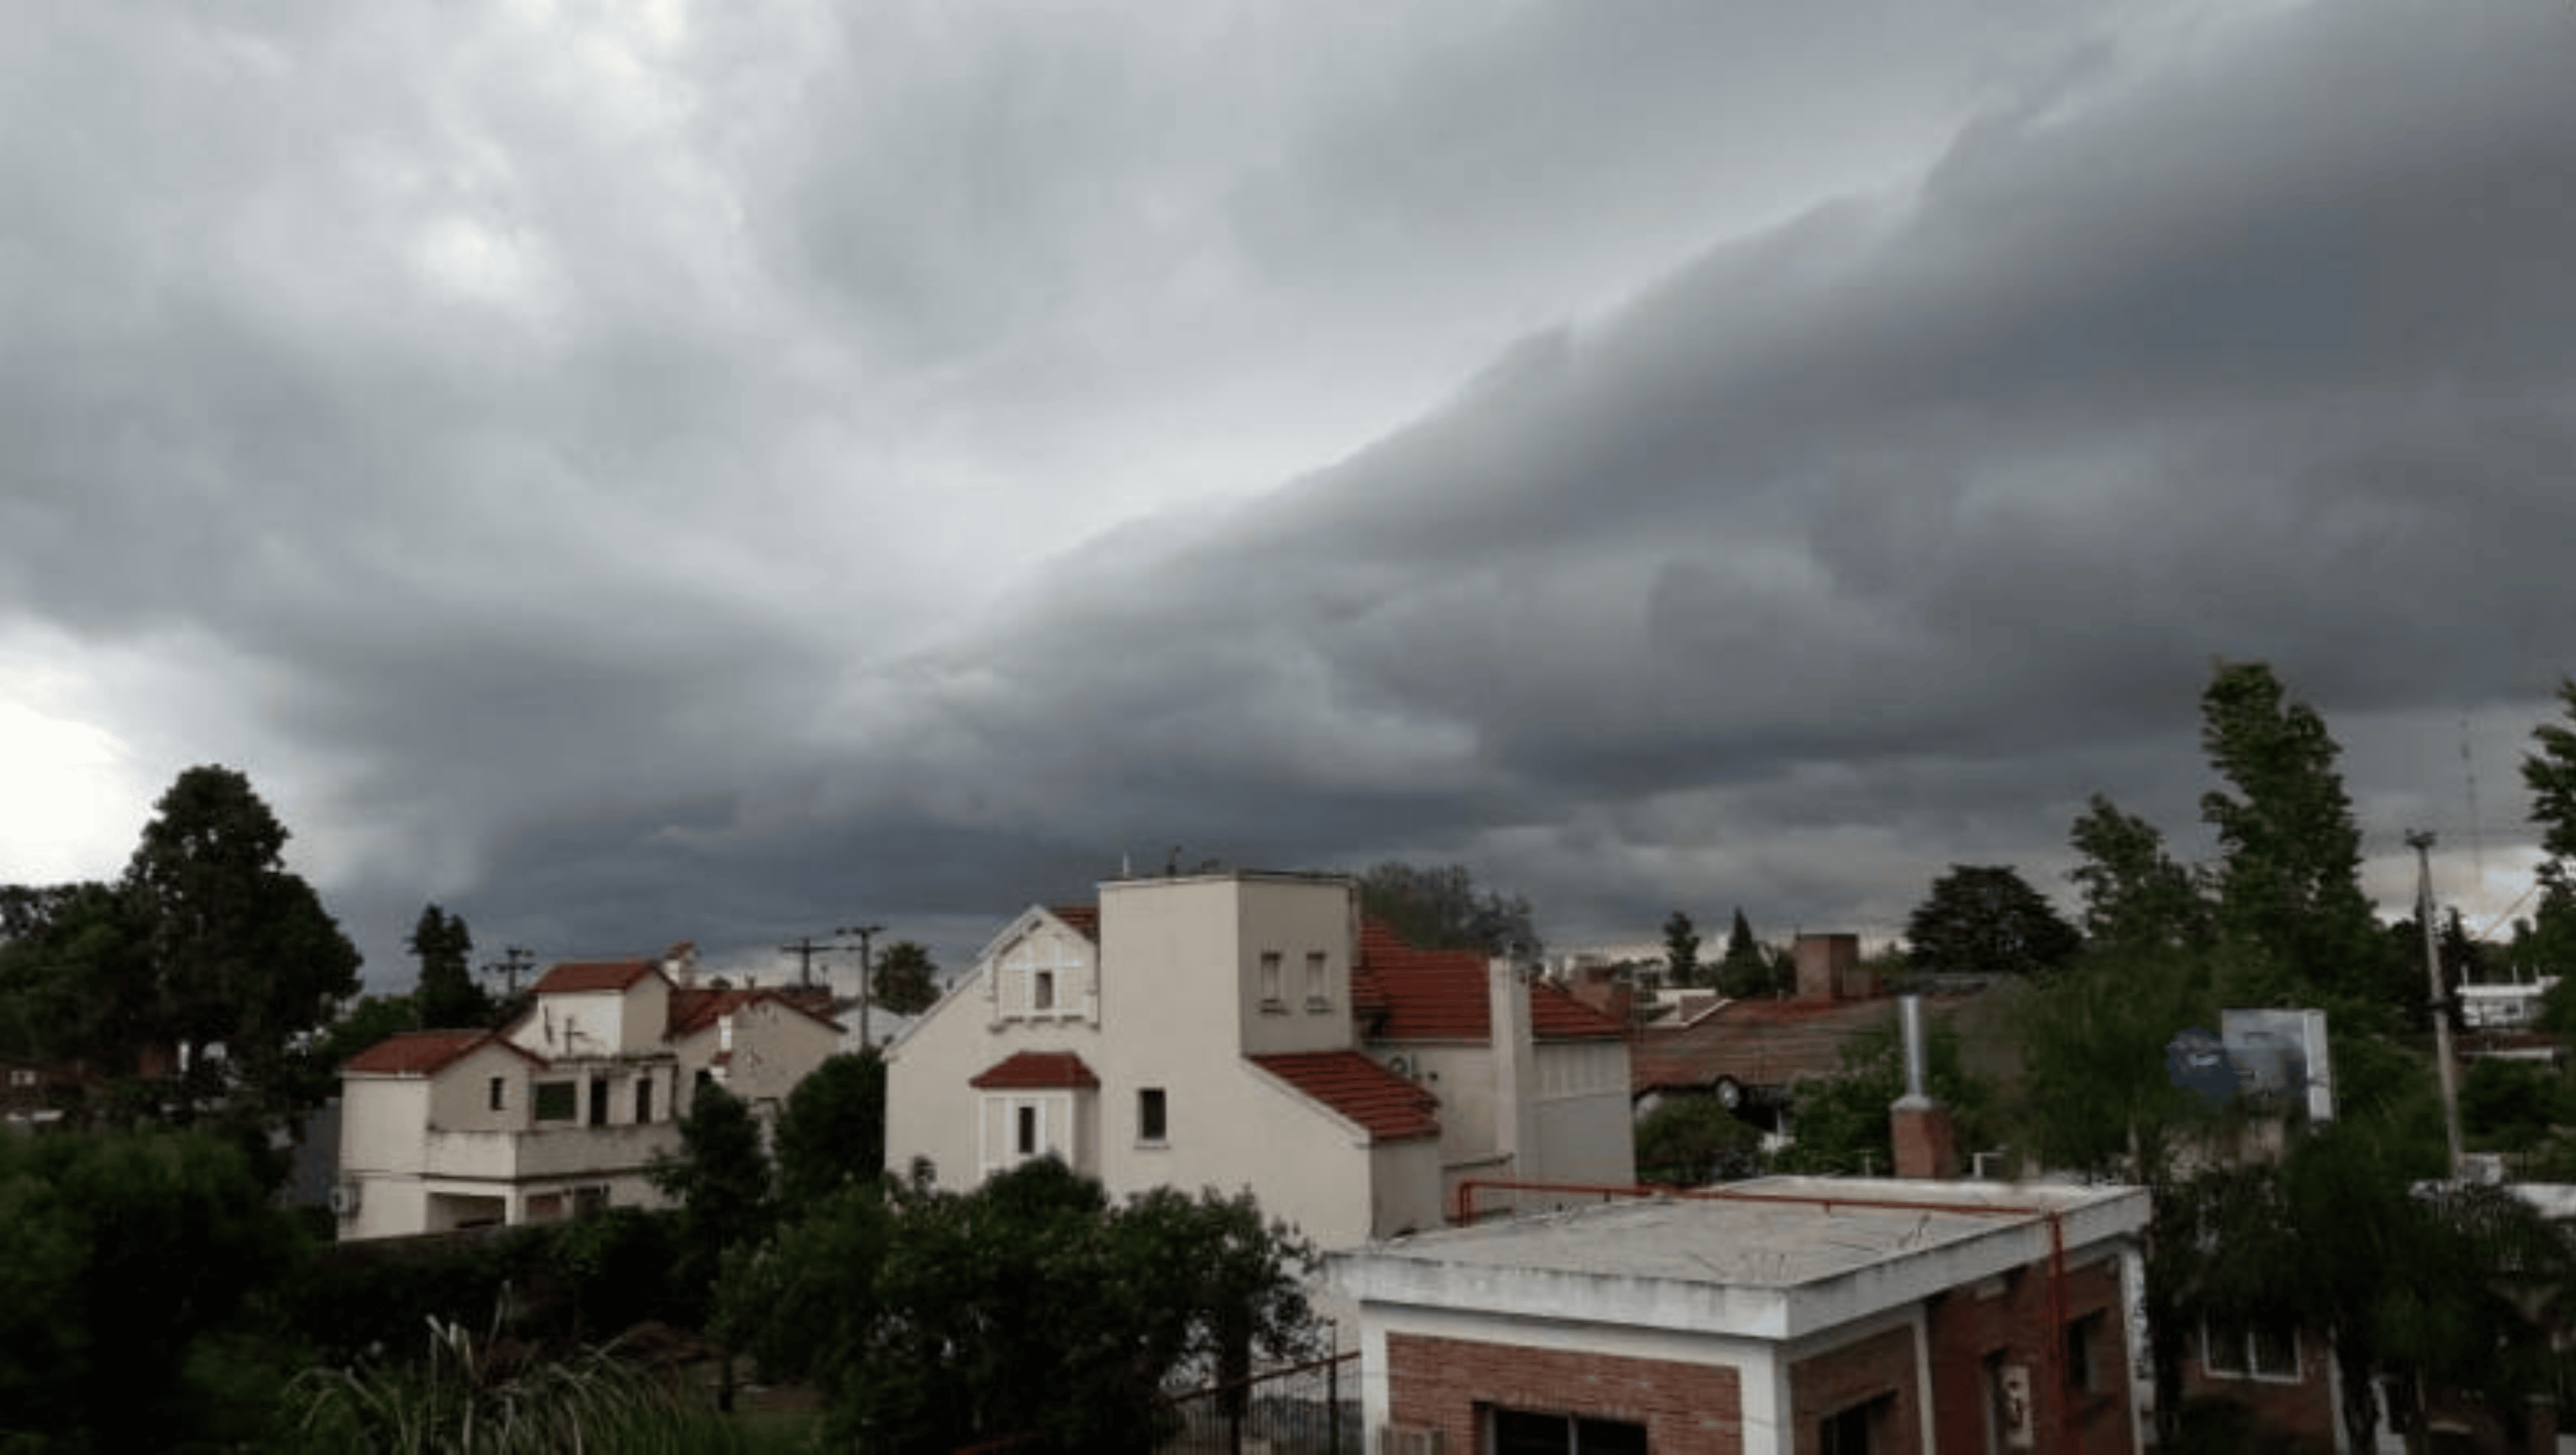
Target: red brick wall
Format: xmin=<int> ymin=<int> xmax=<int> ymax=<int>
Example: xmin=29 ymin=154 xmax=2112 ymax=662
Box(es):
xmin=2174 ymin=1321 xmax=2338 ymax=1452
xmin=1787 ymin=1322 xmax=1922 ymax=1455
xmin=1922 ymin=1253 xmax=2135 ymax=1454
xmin=1386 ymin=1332 xmax=1744 ymax=1453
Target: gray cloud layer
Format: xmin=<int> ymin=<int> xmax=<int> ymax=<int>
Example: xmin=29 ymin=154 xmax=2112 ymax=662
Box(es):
xmin=4 ymin=0 xmax=2572 ymax=980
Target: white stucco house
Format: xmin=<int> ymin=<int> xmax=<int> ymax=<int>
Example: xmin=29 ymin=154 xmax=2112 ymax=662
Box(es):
xmin=334 ymin=945 xmax=842 ymax=1240
xmin=882 ymin=870 xmax=1634 ymax=1252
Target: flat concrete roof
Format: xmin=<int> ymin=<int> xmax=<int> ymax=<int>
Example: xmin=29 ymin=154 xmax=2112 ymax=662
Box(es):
xmin=1331 ymin=1176 xmax=2150 ymax=1343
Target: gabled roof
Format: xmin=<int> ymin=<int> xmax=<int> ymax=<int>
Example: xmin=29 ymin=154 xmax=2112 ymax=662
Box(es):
xmin=1628 ymin=994 xmax=1907 ymax=1098
xmin=667 ymin=987 xmax=760 ymax=1039
xmin=343 ymin=1029 xmax=538 ymax=1077
xmin=1251 ymin=1051 xmax=1441 ymax=1142
xmin=527 ymin=957 xmax=662 ymax=995
xmin=970 ymin=1050 xmax=1101 ymax=1091
xmin=1356 ymin=920 xmax=1626 ymax=1044
xmin=1049 ymin=906 xmax=1100 ymax=941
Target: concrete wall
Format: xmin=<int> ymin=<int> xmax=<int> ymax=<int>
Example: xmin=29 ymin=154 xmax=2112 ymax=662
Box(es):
xmin=888 ymin=875 xmax=1414 ymax=1249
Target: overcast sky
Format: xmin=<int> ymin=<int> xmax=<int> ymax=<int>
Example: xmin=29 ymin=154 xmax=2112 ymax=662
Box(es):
xmin=5 ymin=0 xmax=2574 ymax=989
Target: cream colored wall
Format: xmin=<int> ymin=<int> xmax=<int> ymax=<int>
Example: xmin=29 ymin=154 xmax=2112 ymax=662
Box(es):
xmin=341 ymin=1077 xmax=431 ymax=1178
xmin=1533 ymin=1083 xmax=1638 ymax=1187
xmin=423 ymin=1044 xmax=531 ymax=1132
xmin=722 ymin=1002 xmax=843 ymax=1107
xmin=1405 ymin=1044 xmax=1499 ymax=1171
xmin=1531 ymin=1040 xmax=1637 ymax=1187
xmin=1368 ymin=1138 xmax=1448 ymax=1239
xmin=886 ymin=960 xmax=1019 ymax=1189
xmin=890 ymin=878 xmax=1435 ymax=1251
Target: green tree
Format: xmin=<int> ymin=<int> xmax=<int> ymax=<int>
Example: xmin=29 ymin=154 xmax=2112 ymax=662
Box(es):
xmin=1661 ymin=910 xmax=1701 ymax=988
xmin=0 ymin=1126 xmax=302 ymax=1450
xmin=2067 ymin=794 xmax=2212 ymax=953
xmin=2198 ymin=662 xmax=2397 ymax=1013
xmin=728 ymin=1160 xmax=1317 ymax=1451
xmin=1772 ymin=1013 xmax=1990 ymax=1176
xmin=650 ymin=1083 xmax=775 ymax=1411
xmin=871 ymin=940 xmax=941 ymax=1016
xmin=2525 ymin=677 xmax=2576 ymax=860
xmin=407 ymin=902 xmax=489 ymax=1029
xmin=1902 ymin=864 xmax=2082 ymax=978
xmin=122 ymin=765 xmax=362 ymax=1115
xmin=1635 ymin=1095 xmax=1764 ymax=1184
xmin=1716 ymin=907 xmax=1782 ymax=997
xmin=1357 ymin=862 xmax=1537 ymax=954
xmin=2185 ymin=1122 xmax=2567 ymax=1451
xmin=2009 ymin=949 xmax=2217 ymax=1180
xmin=774 ymin=1049 xmax=888 ymax=1206
xmin=0 ymin=880 xmax=154 ymax=1077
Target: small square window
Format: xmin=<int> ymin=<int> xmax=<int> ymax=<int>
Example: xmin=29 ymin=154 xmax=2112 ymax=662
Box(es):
xmin=533 ymin=1080 xmax=576 ymax=1122
xmin=1139 ymin=1088 xmax=1168 ymax=1144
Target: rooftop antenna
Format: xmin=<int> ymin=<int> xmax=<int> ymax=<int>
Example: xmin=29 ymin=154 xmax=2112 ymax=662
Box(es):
xmin=2460 ymin=715 xmax=2486 ymax=885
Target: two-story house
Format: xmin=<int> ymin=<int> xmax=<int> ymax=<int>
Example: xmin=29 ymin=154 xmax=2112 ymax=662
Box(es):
xmin=334 ymin=945 xmax=841 ymax=1240
xmin=883 ymin=870 xmax=1632 ymax=1252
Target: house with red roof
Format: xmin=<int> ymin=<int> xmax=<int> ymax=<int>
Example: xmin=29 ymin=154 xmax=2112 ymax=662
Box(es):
xmin=884 ymin=871 xmax=1632 ymax=1253
xmin=334 ymin=943 xmax=841 ymax=1240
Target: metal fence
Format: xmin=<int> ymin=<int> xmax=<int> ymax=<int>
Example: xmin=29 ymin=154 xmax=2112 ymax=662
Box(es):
xmin=1157 ymin=1351 xmax=1362 ymax=1455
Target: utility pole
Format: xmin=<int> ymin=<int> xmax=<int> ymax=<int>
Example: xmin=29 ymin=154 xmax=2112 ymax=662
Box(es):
xmin=779 ymin=934 xmax=832 ymax=990
xmin=838 ymin=922 xmax=885 ymax=1046
xmin=484 ymin=945 xmax=535 ymax=998
xmin=2410 ymin=829 xmax=2468 ymax=1179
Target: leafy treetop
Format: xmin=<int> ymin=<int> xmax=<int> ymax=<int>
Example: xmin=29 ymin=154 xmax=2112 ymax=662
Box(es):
xmin=1903 ymin=864 xmax=2081 ymax=977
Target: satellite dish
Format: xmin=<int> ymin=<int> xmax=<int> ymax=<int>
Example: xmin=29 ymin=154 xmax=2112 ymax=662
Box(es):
xmin=1387 ymin=1055 xmax=1416 ymax=1080
xmin=1713 ymin=1075 xmax=1743 ymax=1109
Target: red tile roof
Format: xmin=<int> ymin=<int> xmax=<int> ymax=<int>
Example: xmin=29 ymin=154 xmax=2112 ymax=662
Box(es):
xmin=969 ymin=1050 xmax=1101 ymax=1091
xmin=1251 ymin=1051 xmax=1441 ymax=1142
xmin=343 ymin=1029 xmax=510 ymax=1076
xmin=666 ymin=987 xmax=761 ymax=1040
xmin=1049 ymin=906 xmax=1101 ymax=941
xmin=528 ymin=957 xmax=661 ymax=995
xmin=1355 ymin=920 xmax=1624 ymax=1043
xmin=1628 ymin=995 xmax=1913 ymax=1099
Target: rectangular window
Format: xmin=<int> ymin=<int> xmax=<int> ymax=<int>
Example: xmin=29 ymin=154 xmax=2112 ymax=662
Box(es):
xmin=1819 ymin=1395 xmax=1891 ymax=1455
xmin=533 ymin=1080 xmax=576 ymax=1122
xmin=1017 ymin=1103 xmax=1040 ymax=1156
xmin=1259 ymin=952 xmax=1283 ymax=1009
xmin=1034 ymin=968 xmax=1056 ymax=1011
xmin=2202 ymin=1320 xmax=2301 ymax=1382
xmin=1138 ymin=1088 xmax=1168 ymax=1144
xmin=572 ymin=1185 xmax=609 ymax=1218
xmin=1489 ymin=1408 xmax=1648 ymax=1455
xmin=588 ymin=1078 xmax=609 ymax=1127
xmin=1304 ymin=952 xmax=1330 ymax=1009
xmin=634 ymin=1077 xmax=653 ymax=1123
xmin=487 ymin=1076 xmax=506 ymax=1112
xmin=2066 ymin=1312 xmax=2102 ymax=1395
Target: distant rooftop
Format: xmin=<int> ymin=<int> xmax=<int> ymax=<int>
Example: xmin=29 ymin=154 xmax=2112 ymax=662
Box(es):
xmin=1333 ymin=1176 xmax=2149 ymax=1342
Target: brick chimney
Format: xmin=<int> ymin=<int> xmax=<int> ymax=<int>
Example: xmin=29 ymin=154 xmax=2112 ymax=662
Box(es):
xmin=1891 ymin=994 xmax=1957 ymax=1179
xmin=1793 ymin=933 xmax=1860 ymax=1003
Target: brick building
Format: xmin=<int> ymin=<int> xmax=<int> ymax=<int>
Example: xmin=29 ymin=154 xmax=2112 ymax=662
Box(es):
xmin=1331 ymin=1177 xmax=2150 ymax=1454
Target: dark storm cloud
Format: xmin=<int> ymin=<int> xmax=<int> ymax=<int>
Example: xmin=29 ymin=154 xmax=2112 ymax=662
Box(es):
xmin=6 ymin=0 xmax=2572 ymax=981
xmin=789 ymin=0 xmax=2576 ymax=944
